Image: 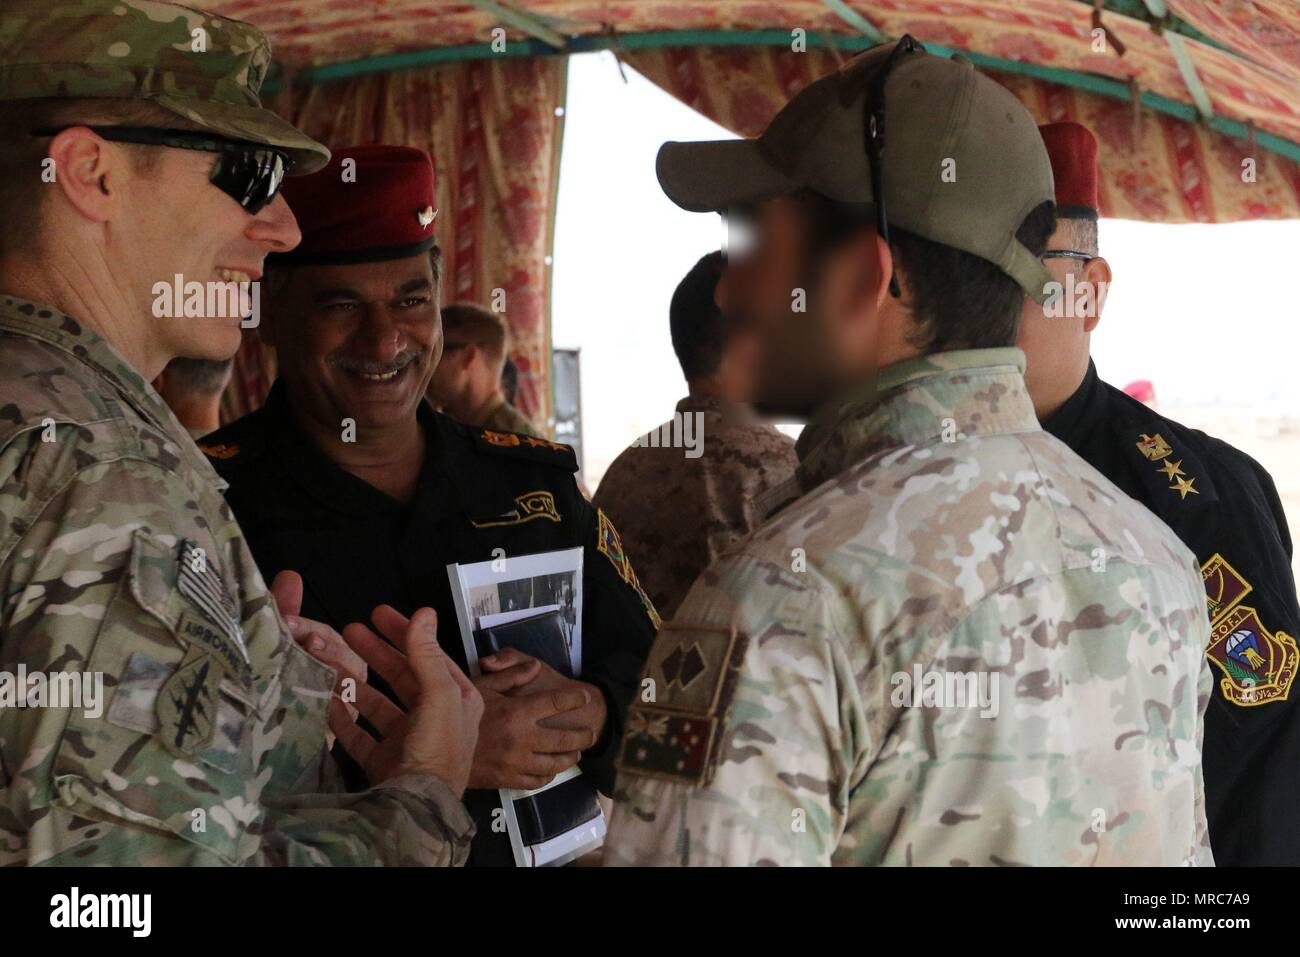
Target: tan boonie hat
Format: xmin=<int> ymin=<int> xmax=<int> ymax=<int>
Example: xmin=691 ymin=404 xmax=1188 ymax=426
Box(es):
xmin=0 ymin=0 xmax=329 ymax=174
xmin=656 ymin=39 xmax=1056 ymax=303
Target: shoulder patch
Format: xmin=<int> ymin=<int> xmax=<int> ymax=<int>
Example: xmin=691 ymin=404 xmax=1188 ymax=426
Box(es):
xmin=199 ymin=441 xmax=240 ymax=461
xmin=616 ymin=622 xmax=749 ymax=787
xmin=1202 ymin=553 xmax=1298 ymax=707
xmin=595 ymin=508 xmax=662 ymax=629
xmin=1130 ymin=430 xmax=1217 ymax=512
xmin=473 ymin=428 xmax=577 ymax=471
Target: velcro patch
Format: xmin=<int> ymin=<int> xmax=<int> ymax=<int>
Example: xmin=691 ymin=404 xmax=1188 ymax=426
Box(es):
xmin=157 ymin=646 xmax=223 ymax=757
xmin=616 ymin=622 xmax=748 ymax=787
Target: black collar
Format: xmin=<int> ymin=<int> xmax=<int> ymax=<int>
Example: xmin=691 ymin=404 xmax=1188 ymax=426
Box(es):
xmin=260 ymin=378 xmax=469 ymax=523
xmin=1041 ymin=359 xmax=1104 ymax=444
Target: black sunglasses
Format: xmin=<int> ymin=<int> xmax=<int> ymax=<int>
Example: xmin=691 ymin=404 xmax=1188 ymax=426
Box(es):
xmin=30 ymin=125 xmax=292 ymax=215
xmin=863 ymin=35 xmax=926 ymax=298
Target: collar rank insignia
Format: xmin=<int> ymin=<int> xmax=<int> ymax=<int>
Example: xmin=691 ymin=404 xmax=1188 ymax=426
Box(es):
xmin=471 ymin=490 xmax=562 ymax=528
xmin=616 ymin=622 xmax=749 ymax=787
xmin=157 ymin=645 xmax=223 ymax=756
xmin=1202 ymin=553 xmax=1298 ymax=706
xmin=596 ymin=508 xmax=661 ymax=629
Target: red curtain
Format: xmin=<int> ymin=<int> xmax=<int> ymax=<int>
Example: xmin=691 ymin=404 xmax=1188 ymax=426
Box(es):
xmin=624 ymin=45 xmax=1300 ymax=224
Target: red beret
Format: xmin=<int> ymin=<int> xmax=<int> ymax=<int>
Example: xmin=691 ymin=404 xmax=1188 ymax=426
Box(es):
xmin=275 ymin=144 xmax=438 ymax=265
xmin=1039 ymin=122 xmax=1100 ymax=220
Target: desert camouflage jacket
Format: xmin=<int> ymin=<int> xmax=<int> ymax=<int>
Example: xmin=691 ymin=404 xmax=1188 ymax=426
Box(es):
xmin=606 ymin=348 xmax=1214 ymax=866
xmin=0 ymin=293 xmax=473 ymax=865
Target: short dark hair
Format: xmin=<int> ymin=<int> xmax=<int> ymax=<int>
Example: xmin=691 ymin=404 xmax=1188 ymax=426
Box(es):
xmin=798 ymin=192 xmax=1057 ymax=351
xmin=669 ymin=250 xmax=729 ymax=381
xmin=441 ymin=301 xmax=509 ymax=364
xmin=162 ymin=356 xmax=234 ymax=395
xmin=1056 ymin=216 xmax=1098 ymax=258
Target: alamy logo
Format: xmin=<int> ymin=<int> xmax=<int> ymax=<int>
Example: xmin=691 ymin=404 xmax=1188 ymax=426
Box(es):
xmin=49 ymin=887 xmax=151 ymax=937
xmin=890 ymin=665 xmax=1000 ymax=718
xmin=151 ymin=274 xmax=261 ymax=328
xmin=632 ymin=410 xmax=704 ymax=459
xmin=0 ymin=668 xmax=103 ymax=718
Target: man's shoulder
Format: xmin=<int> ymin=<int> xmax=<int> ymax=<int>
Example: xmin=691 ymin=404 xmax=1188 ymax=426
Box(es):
xmin=1096 ymin=378 xmax=1280 ymax=530
xmin=455 ymin=417 xmax=579 ymax=475
xmin=197 ymin=408 xmax=273 ymax=477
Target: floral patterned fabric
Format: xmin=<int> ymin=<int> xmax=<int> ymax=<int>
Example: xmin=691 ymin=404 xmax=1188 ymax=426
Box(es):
xmin=626 ymin=44 xmax=1300 ymax=223
xmin=209 ymin=0 xmax=1300 ymax=416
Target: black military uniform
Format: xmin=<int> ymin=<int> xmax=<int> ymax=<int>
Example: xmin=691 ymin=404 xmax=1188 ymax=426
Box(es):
xmin=201 ymin=380 xmax=659 ymax=865
xmin=1045 ymin=360 xmax=1300 ymax=865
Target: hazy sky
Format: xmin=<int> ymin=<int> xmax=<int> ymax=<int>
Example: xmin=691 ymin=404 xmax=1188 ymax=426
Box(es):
xmin=552 ymin=51 xmax=1300 ymax=482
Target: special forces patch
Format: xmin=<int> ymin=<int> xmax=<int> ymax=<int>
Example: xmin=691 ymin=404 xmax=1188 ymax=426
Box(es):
xmin=595 ymin=508 xmax=662 ymax=629
xmin=617 ymin=622 xmax=749 ymax=787
xmin=1202 ymin=553 xmax=1298 ymax=707
xmin=157 ymin=645 xmax=223 ymax=756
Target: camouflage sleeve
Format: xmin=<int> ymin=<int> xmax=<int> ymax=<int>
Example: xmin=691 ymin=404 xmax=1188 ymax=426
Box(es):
xmin=604 ymin=554 xmax=865 ymax=865
xmin=0 ymin=455 xmax=472 ymax=866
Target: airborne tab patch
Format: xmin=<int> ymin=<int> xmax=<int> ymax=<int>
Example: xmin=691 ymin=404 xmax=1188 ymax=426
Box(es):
xmin=1202 ymin=553 xmax=1298 ymax=707
xmin=617 ymin=622 xmax=749 ymax=787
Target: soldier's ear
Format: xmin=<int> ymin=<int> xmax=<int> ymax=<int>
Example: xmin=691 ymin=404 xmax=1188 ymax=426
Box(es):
xmin=1083 ymin=255 xmax=1112 ymax=334
xmin=45 ymin=128 xmax=123 ymax=225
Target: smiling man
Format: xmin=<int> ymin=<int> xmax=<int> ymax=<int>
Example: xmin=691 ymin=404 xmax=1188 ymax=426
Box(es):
xmin=200 ymin=145 xmax=658 ymax=866
xmin=0 ymin=1 xmax=484 ymax=866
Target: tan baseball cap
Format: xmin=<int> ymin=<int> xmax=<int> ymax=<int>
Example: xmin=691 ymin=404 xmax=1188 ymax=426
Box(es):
xmin=0 ymin=0 xmax=329 ymax=175
xmin=657 ymin=39 xmax=1056 ymax=303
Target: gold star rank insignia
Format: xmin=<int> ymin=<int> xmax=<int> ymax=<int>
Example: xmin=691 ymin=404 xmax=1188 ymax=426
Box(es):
xmin=1158 ymin=458 xmax=1186 ymax=480
xmin=1172 ymin=475 xmax=1198 ymax=499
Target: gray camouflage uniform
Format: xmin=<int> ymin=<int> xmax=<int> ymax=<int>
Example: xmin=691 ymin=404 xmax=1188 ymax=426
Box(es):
xmin=0 ymin=295 xmax=474 ymax=865
xmin=606 ymin=349 xmax=1214 ymax=866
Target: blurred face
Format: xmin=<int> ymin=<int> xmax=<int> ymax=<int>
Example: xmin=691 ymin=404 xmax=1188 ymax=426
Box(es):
xmin=267 ymin=254 xmax=442 ymax=435
xmin=126 ymin=147 xmax=300 ymax=362
xmin=714 ymin=196 xmax=885 ymax=417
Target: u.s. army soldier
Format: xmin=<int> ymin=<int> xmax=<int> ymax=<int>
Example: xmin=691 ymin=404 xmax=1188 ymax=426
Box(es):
xmin=0 ymin=0 xmax=482 ymax=865
xmin=606 ymin=38 xmax=1214 ymax=866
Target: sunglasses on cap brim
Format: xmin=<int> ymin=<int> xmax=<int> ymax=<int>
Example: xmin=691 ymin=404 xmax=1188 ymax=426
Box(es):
xmin=29 ymin=125 xmax=293 ymax=215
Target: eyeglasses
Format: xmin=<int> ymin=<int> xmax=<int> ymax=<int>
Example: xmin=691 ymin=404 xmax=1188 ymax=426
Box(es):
xmin=863 ymin=35 xmax=925 ymax=298
xmin=30 ymin=125 xmax=293 ymax=215
xmin=1042 ymin=250 xmax=1094 ymax=263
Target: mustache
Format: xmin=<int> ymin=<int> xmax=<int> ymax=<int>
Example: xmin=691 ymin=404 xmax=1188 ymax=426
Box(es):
xmin=330 ymin=351 xmax=421 ymax=376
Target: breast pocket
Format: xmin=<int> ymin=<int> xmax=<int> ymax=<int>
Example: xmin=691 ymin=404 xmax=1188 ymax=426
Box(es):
xmin=51 ymin=529 xmax=263 ymax=865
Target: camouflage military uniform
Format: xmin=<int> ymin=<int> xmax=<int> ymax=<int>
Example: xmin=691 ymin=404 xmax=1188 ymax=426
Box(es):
xmin=480 ymin=394 xmax=543 ymax=438
xmin=594 ymin=395 xmax=799 ymax=619
xmin=0 ymin=295 xmax=473 ymax=865
xmin=606 ymin=349 xmax=1214 ymax=866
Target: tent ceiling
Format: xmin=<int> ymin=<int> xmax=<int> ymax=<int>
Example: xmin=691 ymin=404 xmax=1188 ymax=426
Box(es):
xmin=209 ymin=1 xmax=1300 ymax=160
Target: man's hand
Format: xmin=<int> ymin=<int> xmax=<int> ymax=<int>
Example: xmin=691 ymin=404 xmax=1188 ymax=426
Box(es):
xmin=278 ymin=590 xmax=484 ymax=797
xmin=469 ymin=684 xmax=598 ymax=791
xmin=480 ymin=647 xmax=609 ymax=740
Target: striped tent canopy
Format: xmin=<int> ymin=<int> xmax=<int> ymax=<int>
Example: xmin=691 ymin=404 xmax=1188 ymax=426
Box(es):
xmin=207 ymin=0 xmax=1300 ymax=221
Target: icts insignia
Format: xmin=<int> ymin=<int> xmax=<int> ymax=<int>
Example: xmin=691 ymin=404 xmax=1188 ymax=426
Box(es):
xmin=1202 ymin=553 xmax=1298 ymax=706
xmin=596 ymin=508 xmax=661 ymax=629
